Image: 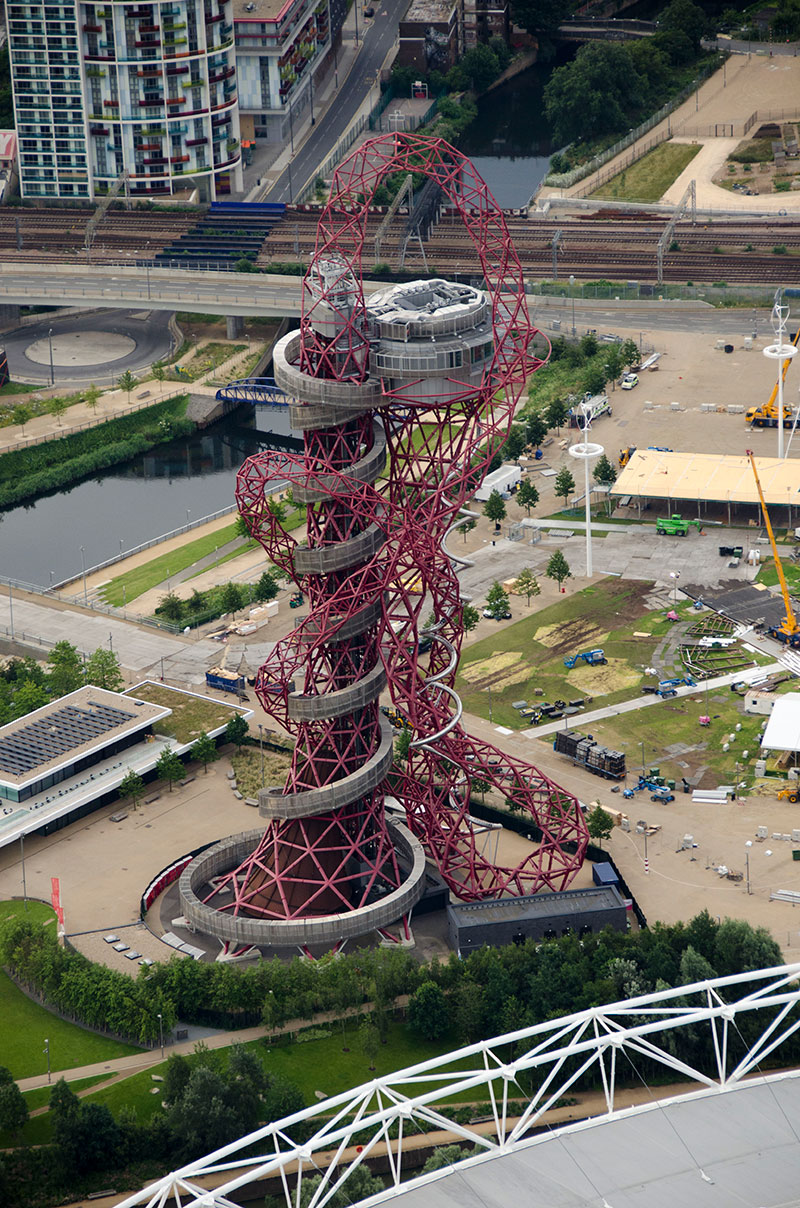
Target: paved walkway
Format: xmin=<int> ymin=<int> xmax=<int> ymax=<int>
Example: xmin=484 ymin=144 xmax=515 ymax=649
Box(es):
xmin=538 ymin=52 xmax=800 ymax=213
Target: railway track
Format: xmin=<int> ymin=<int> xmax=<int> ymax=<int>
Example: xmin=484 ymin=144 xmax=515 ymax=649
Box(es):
xmin=0 ymin=206 xmax=797 ymax=285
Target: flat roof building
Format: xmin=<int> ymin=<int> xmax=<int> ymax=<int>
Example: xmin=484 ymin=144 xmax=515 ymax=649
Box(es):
xmin=448 ymin=885 xmax=627 ymax=955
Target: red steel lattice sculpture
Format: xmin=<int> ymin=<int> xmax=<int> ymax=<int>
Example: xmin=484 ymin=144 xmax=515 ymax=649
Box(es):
xmin=201 ymin=134 xmax=588 ymax=942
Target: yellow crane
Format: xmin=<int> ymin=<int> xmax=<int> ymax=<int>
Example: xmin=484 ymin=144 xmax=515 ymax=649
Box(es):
xmin=746 ymin=449 xmax=800 ymax=648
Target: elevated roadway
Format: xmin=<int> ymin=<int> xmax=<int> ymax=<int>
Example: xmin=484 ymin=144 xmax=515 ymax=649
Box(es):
xmin=0 ymin=261 xmax=774 ymax=333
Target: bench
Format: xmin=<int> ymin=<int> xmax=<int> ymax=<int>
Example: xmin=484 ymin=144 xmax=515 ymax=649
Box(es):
xmin=144 ymin=794 xmax=160 ymax=804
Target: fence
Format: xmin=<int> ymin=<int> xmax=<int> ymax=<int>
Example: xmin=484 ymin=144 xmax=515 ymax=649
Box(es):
xmin=0 ymin=388 xmax=187 ymax=456
xmin=573 ymin=133 xmax=665 ymax=198
xmin=533 ymin=280 xmax=782 ymax=306
xmin=543 ymin=57 xmax=726 ymax=193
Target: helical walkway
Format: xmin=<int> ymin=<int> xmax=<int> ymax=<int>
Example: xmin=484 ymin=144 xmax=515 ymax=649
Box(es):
xmin=181 ymin=134 xmax=588 ymax=948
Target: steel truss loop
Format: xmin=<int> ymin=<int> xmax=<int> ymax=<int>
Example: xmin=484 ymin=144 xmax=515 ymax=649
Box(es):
xmin=187 ymin=134 xmax=586 ymax=945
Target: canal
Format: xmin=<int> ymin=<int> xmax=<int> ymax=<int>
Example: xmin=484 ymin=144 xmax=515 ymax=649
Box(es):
xmin=3 ymin=404 xmax=298 ymax=589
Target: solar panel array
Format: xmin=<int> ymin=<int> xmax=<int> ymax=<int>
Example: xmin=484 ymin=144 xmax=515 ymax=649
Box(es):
xmin=0 ymin=701 xmax=136 ymax=778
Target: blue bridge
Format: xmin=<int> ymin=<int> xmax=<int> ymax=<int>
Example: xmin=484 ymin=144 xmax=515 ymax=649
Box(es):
xmin=216 ymin=377 xmax=288 ymax=407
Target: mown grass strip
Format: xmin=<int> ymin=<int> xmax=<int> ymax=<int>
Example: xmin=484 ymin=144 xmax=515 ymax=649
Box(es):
xmin=590 ymin=142 xmax=702 ymax=204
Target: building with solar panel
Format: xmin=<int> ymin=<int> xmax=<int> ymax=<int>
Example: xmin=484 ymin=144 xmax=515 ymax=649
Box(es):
xmin=0 ymin=686 xmax=171 ymax=808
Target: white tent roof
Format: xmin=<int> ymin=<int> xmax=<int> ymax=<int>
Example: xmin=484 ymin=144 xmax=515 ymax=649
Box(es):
xmin=761 ymin=692 xmax=800 ymax=752
xmin=614 ymin=449 xmax=800 ymax=506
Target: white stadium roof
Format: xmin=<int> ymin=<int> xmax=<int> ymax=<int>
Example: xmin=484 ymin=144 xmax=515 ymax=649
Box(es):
xmin=118 ymin=964 xmax=800 ymax=1208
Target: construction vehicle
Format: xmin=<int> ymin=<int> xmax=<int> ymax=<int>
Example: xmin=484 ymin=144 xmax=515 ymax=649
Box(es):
xmin=656 ymin=514 xmax=704 ymax=536
xmin=619 ymin=446 xmax=636 ymax=468
xmin=656 ymin=675 xmax=696 ymax=698
xmin=624 ymin=775 xmax=675 ymax=801
xmin=746 ymin=326 xmax=800 ymax=426
xmin=746 ymin=401 xmax=794 ymax=428
xmin=563 ymin=648 xmax=607 ymax=668
xmin=778 ymin=785 xmax=800 ymax=803
xmin=746 ymin=450 xmax=800 ymax=648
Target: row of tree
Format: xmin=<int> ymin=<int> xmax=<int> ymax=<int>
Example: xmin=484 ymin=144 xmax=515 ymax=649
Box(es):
xmin=0 ymin=641 xmax=124 ymax=726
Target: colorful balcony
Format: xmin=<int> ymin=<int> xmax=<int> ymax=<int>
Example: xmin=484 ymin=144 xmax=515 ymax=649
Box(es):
xmin=186 ymin=135 xmax=207 ymax=146
xmin=90 ymin=125 xmax=109 ymax=135
xmin=83 ymin=23 xmax=102 ymax=32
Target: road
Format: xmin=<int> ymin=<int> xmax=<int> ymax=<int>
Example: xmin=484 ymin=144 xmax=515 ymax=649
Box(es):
xmin=4 ymin=307 xmax=173 ymax=385
xmin=0 ymin=261 xmax=778 ymax=332
xmin=264 ymin=0 xmax=407 ymax=205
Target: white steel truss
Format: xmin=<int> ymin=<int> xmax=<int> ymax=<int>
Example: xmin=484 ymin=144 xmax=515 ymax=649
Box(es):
xmin=117 ymin=962 xmax=800 ymax=1208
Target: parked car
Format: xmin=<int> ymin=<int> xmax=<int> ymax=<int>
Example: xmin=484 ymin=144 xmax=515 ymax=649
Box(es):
xmin=620 ymin=373 xmax=639 ymax=390
xmin=483 ymin=607 xmax=512 ymax=620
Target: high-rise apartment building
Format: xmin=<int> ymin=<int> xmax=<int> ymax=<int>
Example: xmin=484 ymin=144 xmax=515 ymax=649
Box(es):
xmin=233 ymin=0 xmax=334 ymax=146
xmin=9 ymin=0 xmax=243 ymax=200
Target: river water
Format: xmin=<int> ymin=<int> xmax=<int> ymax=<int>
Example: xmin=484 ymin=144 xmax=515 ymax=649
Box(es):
xmin=458 ymin=48 xmax=575 ymax=208
xmin=3 ymin=404 xmax=298 ymax=589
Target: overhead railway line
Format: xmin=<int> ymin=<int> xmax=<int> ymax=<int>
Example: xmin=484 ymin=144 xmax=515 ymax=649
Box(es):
xmin=0 ymin=207 xmax=797 ymax=285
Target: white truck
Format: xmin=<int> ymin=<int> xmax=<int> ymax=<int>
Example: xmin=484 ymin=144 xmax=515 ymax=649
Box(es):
xmin=568 ymin=392 xmax=611 ymax=427
xmin=475 ymin=463 xmax=522 ymax=502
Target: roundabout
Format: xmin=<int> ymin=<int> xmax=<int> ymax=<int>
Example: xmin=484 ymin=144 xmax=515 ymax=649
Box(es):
xmin=3 ymin=307 xmax=174 ymax=385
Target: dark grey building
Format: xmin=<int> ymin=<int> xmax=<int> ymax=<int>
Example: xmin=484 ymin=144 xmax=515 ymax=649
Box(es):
xmin=448 ymin=885 xmax=627 ymax=955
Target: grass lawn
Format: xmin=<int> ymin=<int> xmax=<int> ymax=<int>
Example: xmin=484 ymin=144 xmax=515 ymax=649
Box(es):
xmin=99 ymin=522 xmax=243 ymax=606
xmin=456 ymin=579 xmax=666 ymax=730
xmin=0 ymin=902 xmax=141 ymax=1079
xmin=757 ymin=556 xmax=800 ymax=596
xmin=231 ymin=746 xmax=292 ymax=797
xmin=173 ymin=342 xmax=246 ymax=382
xmin=0 ymin=1076 xmax=110 ymax=1147
xmin=126 ymin=682 xmax=247 ymax=744
xmin=78 ymin=1019 xmax=471 ymax=1129
xmin=590 ymin=142 xmax=702 ymax=203
xmin=539 ymin=685 xmax=768 ymax=788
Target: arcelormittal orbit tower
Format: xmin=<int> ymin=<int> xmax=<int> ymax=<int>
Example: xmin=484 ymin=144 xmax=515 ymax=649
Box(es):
xmin=179 ymin=133 xmax=588 ymax=953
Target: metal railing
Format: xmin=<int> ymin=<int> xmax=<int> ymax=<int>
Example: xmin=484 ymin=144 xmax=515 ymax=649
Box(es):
xmin=0 ymin=389 xmax=187 ymax=455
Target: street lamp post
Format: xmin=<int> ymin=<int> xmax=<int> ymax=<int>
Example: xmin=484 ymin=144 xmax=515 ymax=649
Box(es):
xmin=48 ymin=328 xmax=55 ymax=386
xmin=640 ymin=741 xmax=646 ymax=776
xmin=258 ymin=724 xmax=264 ymax=786
xmin=20 ymin=832 xmax=27 ymax=910
xmin=643 ymin=824 xmax=649 ymax=875
xmin=186 ymin=508 xmax=191 ymax=527
xmin=670 ymin=570 xmax=681 ymax=607
xmin=8 ymin=581 xmax=14 ymax=642
xmin=745 ymin=839 xmax=752 ymax=894
xmin=569 ymin=274 xmax=576 ymax=336
xmin=79 ymin=545 xmax=88 ymax=605
xmin=44 ymin=1038 xmax=50 ymax=1083
xmin=157 ymin=1011 xmax=164 ymax=1058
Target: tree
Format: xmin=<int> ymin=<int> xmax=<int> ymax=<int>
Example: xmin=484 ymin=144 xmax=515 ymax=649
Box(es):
xmin=47 ymin=639 xmax=84 ymax=697
xmin=85 ymin=647 xmax=124 ymax=691
xmin=587 ymin=805 xmax=614 ymax=849
xmin=220 ymin=581 xmax=245 ymax=617
xmin=156 ymin=745 xmax=184 ymax=792
xmin=554 ymin=466 xmax=575 ymax=507
xmin=546 ymin=549 xmax=572 ymax=589
xmin=152 ymin=364 xmax=166 ymax=397
xmin=12 ymin=403 xmax=33 ymax=435
xmin=225 ymin=713 xmax=249 ymax=749
xmin=162 ymin=1053 xmax=192 ymax=1107
xmin=267 ymin=497 xmax=287 ymax=525
xmin=0 ymin=1075 xmax=27 ymax=1138
xmin=604 ymin=345 xmax=624 ymax=388
xmin=49 ymin=396 xmax=68 ymax=426
xmin=525 ymin=411 xmax=548 ymax=449
xmin=118 ymin=369 xmax=136 ymax=404
xmin=544 ymin=41 xmax=645 ymax=146
xmin=620 ymin=338 xmax=640 ymax=369
xmin=458 ymin=517 xmax=476 ymax=543
xmin=408 ymin=981 xmax=449 ymax=1040
xmin=234 ymin=515 xmax=251 ymax=541
xmin=422 ymin=1144 xmax=469 ymax=1175
xmin=394 ymin=728 xmax=412 ymax=766
xmin=360 ymin=1017 xmax=380 ymax=1070
xmin=514 ymin=568 xmax=540 ymax=606
xmin=580 ymin=332 xmax=599 ymax=359
xmin=157 ymin=591 xmax=184 ymax=622
xmin=589 ymin=456 xmax=615 ymax=493
xmin=461 ymin=603 xmax=480 ymax=632
xmin=516 ymin=478 xmax=539 ymax=517
xmin=659 ymin=0 xmax=707 ymax=50
xmin=485 ymin=580 xmax=510 ymax=619
xmin=452 ymin=980 xmax=485 ymax=1045
xmin=447 ymin=42 xmax=503 ymax=92
xmin=84 ymin=384 xmax=101 ymax=416
xmin=191 ymin=732 xmax=219 ymax=774
xmin=9 ymin=680 xmax=50 ymax=719
xmin=119 ymin=768 xmax=145 ymax=811
xmin=504 ymin=424 xmax=527 ymax=461
xmin=254 ymin=570 xmax=278 ymax=602
xmin=512 ymin=0 xmax=573 ymax=39
xmin=483 ymin=489 xmax=506 ymax=531
xmin=584 ymin=364 xmax=608 ymax=397
xmin=545 ymin=397 xmax=568 ymax=433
